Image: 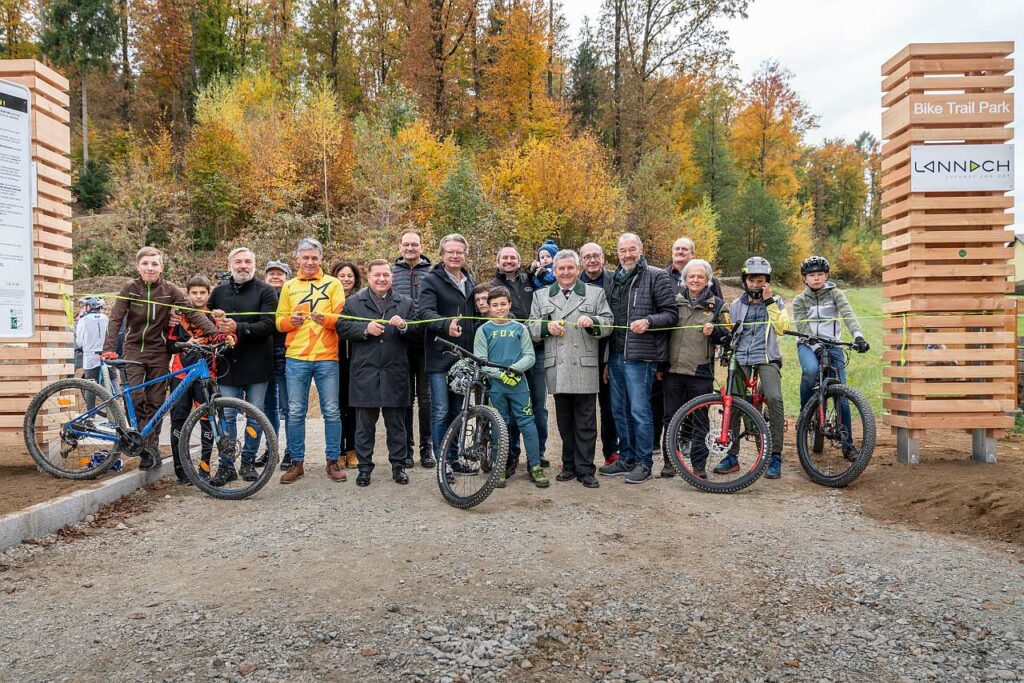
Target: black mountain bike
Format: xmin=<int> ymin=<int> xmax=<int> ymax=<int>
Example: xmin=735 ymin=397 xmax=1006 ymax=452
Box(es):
xmin=785 ymin=330 xmax=874 ymax=487
xmin=433 ymin=337 xmax=512 ymax=509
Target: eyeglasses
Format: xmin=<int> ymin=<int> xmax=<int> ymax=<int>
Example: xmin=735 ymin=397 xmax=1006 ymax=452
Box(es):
xmin=581 ymin=254 xmax=601 ymax=261
xmin=444 ymin=250 xmax=466 ymax=257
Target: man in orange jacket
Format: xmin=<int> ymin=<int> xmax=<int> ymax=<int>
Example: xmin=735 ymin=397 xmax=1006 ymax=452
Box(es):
xmin=275 ymin=237 xmax=347 ymax=484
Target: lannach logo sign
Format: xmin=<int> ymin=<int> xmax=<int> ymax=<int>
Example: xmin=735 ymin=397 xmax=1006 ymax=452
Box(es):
xmin=910 ymin=144 xmax=1014 ymax=192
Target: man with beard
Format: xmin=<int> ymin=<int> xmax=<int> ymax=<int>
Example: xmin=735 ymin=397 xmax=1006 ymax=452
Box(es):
xmin=207 ymin=246 xmax=279 ymax=484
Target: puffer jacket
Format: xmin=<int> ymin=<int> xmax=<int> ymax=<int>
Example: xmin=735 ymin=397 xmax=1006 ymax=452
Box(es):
xmin=608 ymin=257 xmax=678 ymax=363
xmin=392 ymin=255 xmax=433 ymax=304
xmin=791 ymin=280 xmax=864 ymax=342
xmin=666 ymin=286 xmax=727 ymax=379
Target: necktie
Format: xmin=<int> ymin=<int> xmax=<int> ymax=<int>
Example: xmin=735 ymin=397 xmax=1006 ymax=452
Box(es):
xmin=562 ymin=289 xmax=571 ymax=299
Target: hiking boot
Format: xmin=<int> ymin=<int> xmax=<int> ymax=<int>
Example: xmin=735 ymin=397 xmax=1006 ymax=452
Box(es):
xmin=765 ymin=453 xmax=782 ymax=479
xmin=599 ymin=459 xmax=632 ymax=477
xmin=579 ymin=474 xmax=600 ymax=489
xmin=624 ymin=464 xmax=653 ymax=484
xmin=712 ymin=455 xmax=740 ymax=475
xmin=450 ymin=460 xmax=479 ymax=476
xmin=345 ymin=450 xmax=358 ymax=469
xmin=239 ymin=461 xmax=258 ymax=482
xmin=529 ymin=465 xmax=550 ymax=488
xmin=693 ymin=466 xmax=707 ymax=480
xmin=210 ymin=464 xmax=238 ymax=487
xmin=555 ymin=469 xmax=577 ymax=482
xmin=279 ymin=452 xmax=292 ymax=471
xmin=280 ymin=461 xmax=305 ymax=484
xmin=326 ymin=460 xmax=347 ymax=482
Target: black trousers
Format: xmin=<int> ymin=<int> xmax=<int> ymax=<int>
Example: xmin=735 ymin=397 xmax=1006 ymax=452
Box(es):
xmin=651 ymin=376 xmax=665 ymax=456
xmin=598 ymin=360 xmax=618 ymax=458
xmin=355 ymin=407 xmax=408 ymax=474
xmin=405 ymin=348 xmax=431 ymax=457
xmin=169 ymin=376 xmax=212 ymax=479
xmin=662 ymin=373 xmax=714 ymax=471
xmin=554 ymin=393 xmax=598 ymax=477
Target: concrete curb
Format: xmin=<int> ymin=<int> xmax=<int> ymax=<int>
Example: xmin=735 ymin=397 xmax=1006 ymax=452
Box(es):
xmin=0 ymin=458 xmax=174 ymax=552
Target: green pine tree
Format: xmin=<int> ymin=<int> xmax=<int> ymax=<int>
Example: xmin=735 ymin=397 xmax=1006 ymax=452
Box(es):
xmin=719 ymin=178 xmax=792 ymax=279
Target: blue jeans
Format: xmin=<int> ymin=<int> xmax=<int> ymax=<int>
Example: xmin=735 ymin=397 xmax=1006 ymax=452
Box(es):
xmin=428 ymin=371 xmax=460 ymax=458
xmin=285 ymin=359 xmax=341 ymax=462
xmin=798 ymin=343 xmax=850 ymax=432
xmin=263 ymin=371 xmax=290 ymax=457
xmin=509 ymin=347 xmax=548 ymax=461
xmin=608 ymin=352 xmax=657 ymax=468
xmin=219 ymin=382 xmax=268 ymax=465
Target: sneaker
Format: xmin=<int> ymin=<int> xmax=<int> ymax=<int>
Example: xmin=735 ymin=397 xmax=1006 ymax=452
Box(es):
xmin=209 ymin=464 xmax=238 ymax=487
xmin=495 ymin=470 xmax=507 ymax=488
xmin=712 ymin=455 xmax=740 ymax=475
xmin=659 ymin=464 xmax=676 ymax=478
xmin=254 ymin=452 xmax=269 ymax=468
xmin=450 ymin=460 xmax=479 ymax=476
xmin=555 ymin=469 xmax=577 ymax=482
xmin=240 ymin=461 xmax=258 ymax=482
xmin=579 ymin=474 xmax=599 ymax=488
xmin=599 ymin=459 xmax=632 ymax=477
xmin=603 ymin=452 xmax=620 ymax=466
xmin=529 ymin=465 xmax=550 ymax=488
xmin=279 ymin=452 xmax=292 ymax=471
xmin=624 ymin=464 xmax=653 ymax=484
xmin=765 ymin=453 xmax=782 ymax=479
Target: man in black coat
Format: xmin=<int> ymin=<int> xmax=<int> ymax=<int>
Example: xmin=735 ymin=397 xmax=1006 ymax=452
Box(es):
xmin=579 ymin=242 xmax=618 ymax=465
xmin=489 ymin=244 xmax=548 ymax=475
xmin=392 ymin=229 xmax=435 ymax=469
xmin=337 ymin=260 xmax=417 ymax=486
xmin=207 ymin=247 xmax=278 ymax=485
xmin=598 ymin=233 xmax=678 ymax=485
xmin=418 ymin=233 xmax=476 ymax=464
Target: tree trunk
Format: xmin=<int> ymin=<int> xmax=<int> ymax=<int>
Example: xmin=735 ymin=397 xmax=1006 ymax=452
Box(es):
xmin=546 ymin=0 xmax=553 ymax=98
xmin=612 ymin=0 xmax=622 ymax=167
xmin=430 ymin=0 xmax=447 ymax=127
xmin=119 ymin=0 xmax=132 ymax=125
xmin=81 ymin=74 xmax=88 ymax=166
xmin=330 ymin=0 xmax=340 ymax=90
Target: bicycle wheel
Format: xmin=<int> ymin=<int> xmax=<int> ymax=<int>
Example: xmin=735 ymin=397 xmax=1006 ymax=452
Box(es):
xmin=436 ymin=405 xmax=507 ymax=509
xmin=179 ymin=397 xmax=278 ymax=500
xmin=24 ymin=378 xmax=128 ymax=479
xmin=797 ymin=384 xmax=875 ymax=488
xmin=666 ymin=393 xmax=770 ymax=494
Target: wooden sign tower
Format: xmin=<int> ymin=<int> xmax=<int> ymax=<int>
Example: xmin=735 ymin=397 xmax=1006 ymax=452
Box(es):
xmin=880 ymin=42 xmax=1016 ymax=463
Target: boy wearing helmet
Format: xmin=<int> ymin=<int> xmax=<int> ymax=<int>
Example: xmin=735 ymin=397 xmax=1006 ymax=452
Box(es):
xmin=718 ymin=256 xmax=789 ymax=479
xmin=75 ymin=297 xmax=109 ymax=409
xmin=792 ymin=255 xmax=869 ymax=424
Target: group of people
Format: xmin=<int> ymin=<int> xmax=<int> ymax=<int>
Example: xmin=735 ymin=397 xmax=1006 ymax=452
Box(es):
xmin=77 ymin=229 xmax=869 ymax=490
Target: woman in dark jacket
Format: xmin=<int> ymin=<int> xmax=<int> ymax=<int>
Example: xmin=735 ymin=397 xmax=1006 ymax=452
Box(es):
xmin=332 ymin=260 xmax=361 ymax=468
xmin=662 ymin=259 xmax=728 ymax=479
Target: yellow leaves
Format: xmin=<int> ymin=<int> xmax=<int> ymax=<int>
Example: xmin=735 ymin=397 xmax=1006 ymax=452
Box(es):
xmin=397 ymin=120 xmax=458 ymax=198
xmin=481 ymin=133 xmax=622 ymax=249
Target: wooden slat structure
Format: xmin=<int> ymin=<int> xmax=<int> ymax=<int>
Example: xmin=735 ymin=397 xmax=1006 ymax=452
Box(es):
xmin=0 ymin=61 xmax=71 ymax=448
xmin=880 ymin=42 xmax=1015 ymax=463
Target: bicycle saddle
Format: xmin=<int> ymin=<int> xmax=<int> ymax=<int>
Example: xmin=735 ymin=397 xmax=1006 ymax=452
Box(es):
xmin=104 ymin=358 xmax=145 ymax=368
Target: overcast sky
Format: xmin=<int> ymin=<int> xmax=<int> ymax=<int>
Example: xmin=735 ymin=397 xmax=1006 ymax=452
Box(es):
xmin=561 ymin=0 xmax=1023 ymax=210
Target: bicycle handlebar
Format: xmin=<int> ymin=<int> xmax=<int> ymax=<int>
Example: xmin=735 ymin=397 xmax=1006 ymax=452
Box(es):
xmin=783 ymin=329 xmax=858 ymax=349
xmin=434 ymin=336 xmax=518 ymax=374
xmin=171 ymin=340 xmax=233 ymax=355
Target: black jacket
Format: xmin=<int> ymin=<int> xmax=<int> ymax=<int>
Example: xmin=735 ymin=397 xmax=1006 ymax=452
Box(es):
xmin=418 ymin=263 xmax=477 ymax=373
xmin=208 ymin=277 xmax=278 ymax=386
xmin=269 ymin=288 xmax=287 ymax=376
xmin=581 ymin=267 xmax=615 ymax=362
xmin=489 ymin=269 xmax=536 ymax=321
xmin=609 ymin=257 xmax=678 ymax=363
xmin=392 ymin=255 xmax=433 ymax=304
xmin=336 ymin=289 xmax=417 ymax=407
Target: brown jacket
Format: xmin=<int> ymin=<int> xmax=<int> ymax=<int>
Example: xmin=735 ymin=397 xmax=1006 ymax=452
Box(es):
xmin=102 ymin=277 xmax=219 ymax=360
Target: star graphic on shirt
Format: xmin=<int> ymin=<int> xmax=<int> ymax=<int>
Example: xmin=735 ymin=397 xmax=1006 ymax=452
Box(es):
xmin=296 ymin=281 xmax=331 ymax=311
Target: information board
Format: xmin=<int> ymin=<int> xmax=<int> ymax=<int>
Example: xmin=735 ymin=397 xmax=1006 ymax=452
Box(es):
xmin=0 ymin=79 xmax=33 ymax=338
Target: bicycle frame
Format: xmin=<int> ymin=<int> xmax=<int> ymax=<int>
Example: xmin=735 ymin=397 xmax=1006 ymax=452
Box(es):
xmin=66 ymin=360 xmax=217 ymax=444
xmin=713 ymin=351 xmax=764 ymax=447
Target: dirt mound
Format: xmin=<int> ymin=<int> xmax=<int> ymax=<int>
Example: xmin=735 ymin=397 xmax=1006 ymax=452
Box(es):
xmin=848 ymin=429 xmax=1024 ymax=546
xmin=72 ymin=275 xmax=131 ymax=298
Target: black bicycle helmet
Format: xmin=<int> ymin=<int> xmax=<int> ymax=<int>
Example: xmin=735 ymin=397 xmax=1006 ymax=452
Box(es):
xmin=800 ymin=255 xmax=830 ymax=275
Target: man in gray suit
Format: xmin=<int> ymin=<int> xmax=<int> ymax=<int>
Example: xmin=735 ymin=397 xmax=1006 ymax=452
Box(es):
xmin=529 ymin=250 xmax=613 ymax=488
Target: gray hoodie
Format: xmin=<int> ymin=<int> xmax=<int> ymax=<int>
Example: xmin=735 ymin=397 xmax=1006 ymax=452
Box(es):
xmin=791 ymin=281 xmax=864 ymax=342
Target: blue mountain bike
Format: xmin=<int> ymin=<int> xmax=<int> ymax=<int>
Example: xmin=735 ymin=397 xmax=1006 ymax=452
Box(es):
xmin=23 ymin=341 xmax=278 ymax=500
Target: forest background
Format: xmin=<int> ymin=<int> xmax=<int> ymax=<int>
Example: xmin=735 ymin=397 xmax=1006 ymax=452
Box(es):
xmin=4 ymin=0 xmax=882 ymax=282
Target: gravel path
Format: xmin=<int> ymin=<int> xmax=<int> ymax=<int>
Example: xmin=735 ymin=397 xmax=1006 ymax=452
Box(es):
xmin=1 ymin=420 xmax=1023 ymax=682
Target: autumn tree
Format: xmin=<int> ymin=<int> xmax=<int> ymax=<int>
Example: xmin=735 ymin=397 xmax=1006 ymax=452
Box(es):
xmin=854 ymin=131 xmax=881 ymax=234
xmin=402 ymin=0 xmax=474 ymax=129
xmin=354 ymin=0 xmax=406 ymax=98
xmin=731 ymin=60 xmax=817 ymax=202
xmin=39 ymin=0 xmax=120 ymax=164
xmin=692 ymin=78 xmax=738 ymax=208
xmin=304 ymin=0 xmax=361 ymax=105
xmin=0 ymin=0 xmax=36 ymax=58
xmin=802 ymin=138 xmax=866 ymax=241
xmin=568 ymin=19 xmax=602 ymax=133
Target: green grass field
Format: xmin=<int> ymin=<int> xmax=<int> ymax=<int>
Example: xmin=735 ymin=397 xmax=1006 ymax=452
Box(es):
xmin=773 ymin=286 xmax=884 ymax=417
